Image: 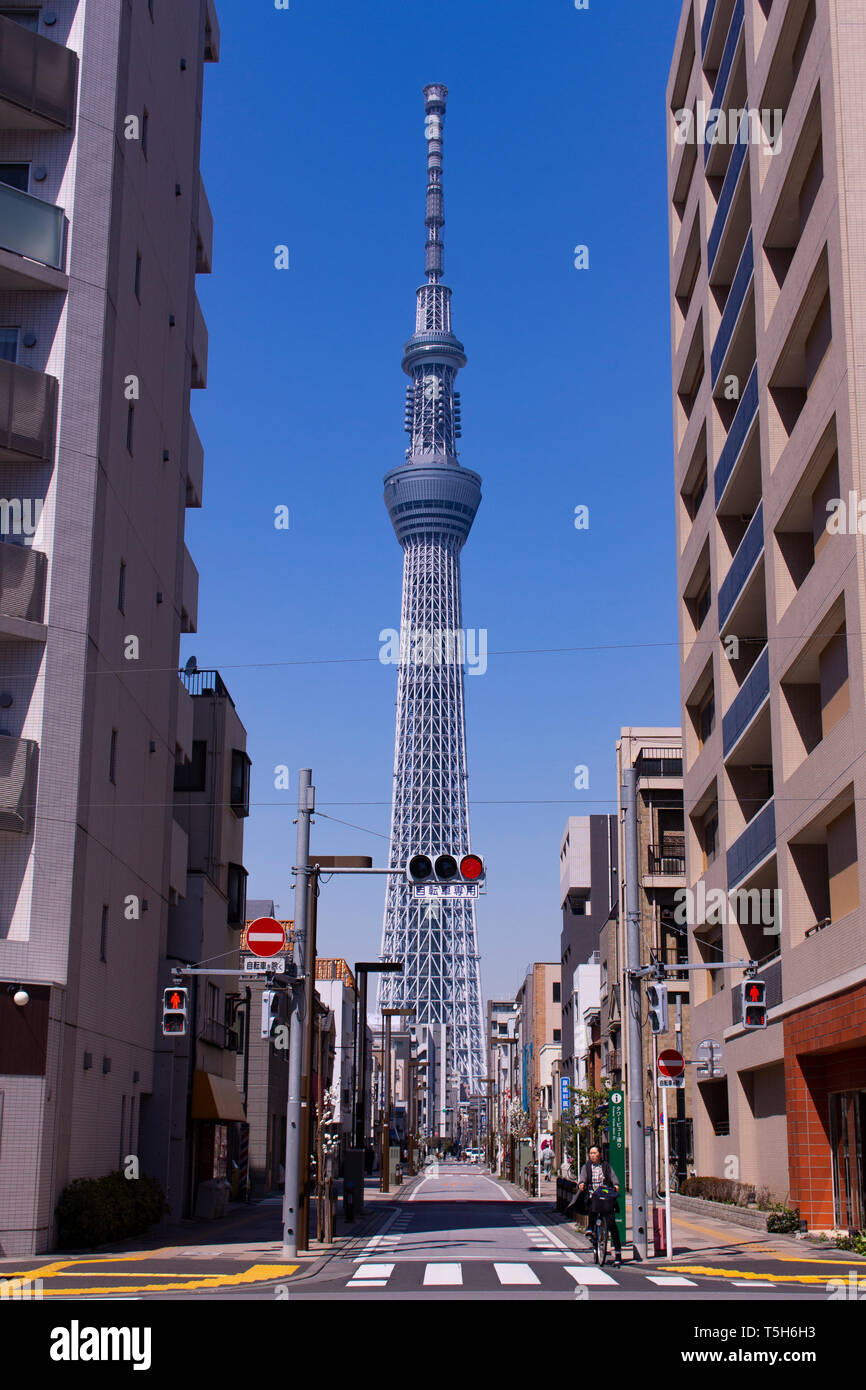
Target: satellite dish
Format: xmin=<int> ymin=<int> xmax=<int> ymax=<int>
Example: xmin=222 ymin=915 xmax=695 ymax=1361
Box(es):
xmin=184 ymin=656 xmax=198 ymax=675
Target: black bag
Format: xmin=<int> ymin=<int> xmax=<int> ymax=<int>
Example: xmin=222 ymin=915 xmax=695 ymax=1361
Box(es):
xmin=588 ymin=1184 xmax=619 ymax=1215
xmin=565 ymin=1186 xmax=588 ymax=1216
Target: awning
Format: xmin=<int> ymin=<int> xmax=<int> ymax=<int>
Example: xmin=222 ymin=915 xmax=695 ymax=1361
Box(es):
xmin=191 ymin=1070 xmax=247 ymax=1123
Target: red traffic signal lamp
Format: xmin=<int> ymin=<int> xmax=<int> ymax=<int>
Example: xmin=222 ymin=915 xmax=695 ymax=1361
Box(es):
xmin=406 ymin=853 xmax=485 ymax=886
xmin=741 ymin=978 xmax=767 ymax=1030
xmin=162 ymin=986 xmax=189 ymax=1036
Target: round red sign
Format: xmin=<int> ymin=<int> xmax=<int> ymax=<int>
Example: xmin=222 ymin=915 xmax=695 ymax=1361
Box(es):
xmin=246 ymin=917 xmax=287 ymax=958
xmin=657 ymin=1048 xmax=685 ymax=1078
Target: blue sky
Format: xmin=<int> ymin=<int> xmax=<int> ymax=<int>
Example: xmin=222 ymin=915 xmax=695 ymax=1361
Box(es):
xmin=187 ymin=0 xmax=684 ymax=1002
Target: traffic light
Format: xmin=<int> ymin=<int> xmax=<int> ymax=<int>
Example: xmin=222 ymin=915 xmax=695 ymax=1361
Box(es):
xmin=741 ymin=977 xmax=767 ymax=1029
xmin=261 ymin=989 xmax=281 ymax=1040
xmin=162 ymin=986 xmax=189 ymax=1037
xmin=406 ymin=853 xmax=485 ymax=886
xmin=647 ymin=980 xmax=669 ymax=1035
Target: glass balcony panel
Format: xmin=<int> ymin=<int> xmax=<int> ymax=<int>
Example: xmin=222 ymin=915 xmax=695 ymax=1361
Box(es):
xmin=0 ymin=537 xmax=46 ymax=622
xmin=722 ymin=643 xmax=769 ymax=756
xmin=718 ymin=500 xmax=763 ymax=626
xmin=0 ymin=359 xmax=58 ymax=462
xmin=708 ymin=116 xmax=748 ymax=269
xmin=704 ymin=0 xmax=745 ymax=162
xmin=711 ymin=231 xmax=753 ymax=384
xmin=0 ymin=179 xmax=65 ymax=268
xmin=0 ymin=16 xmax=78 ymax=129
xmin=727 ymin=797 xmax=775 ymax=887
xmin=714 ymin=362 xmax=758 ymax=505
xmin=0 ymin=732 xmax=38 ymax=832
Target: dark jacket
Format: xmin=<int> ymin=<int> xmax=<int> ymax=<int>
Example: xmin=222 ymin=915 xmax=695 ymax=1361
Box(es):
xmin=578 ymin=1159 xmax=619 ymax=1193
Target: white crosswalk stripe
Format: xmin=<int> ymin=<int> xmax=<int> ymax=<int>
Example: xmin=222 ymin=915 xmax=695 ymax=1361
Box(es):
xmin=423 ymin=1264 xmax=462 ymax=1285
xmin=494 ymin=1263 xmax=541 ymax=1286
xmin=565 ymin=1265 xmax=619 ymax=1286
xmin=646 ymin=1275 xmax=698 ymax=1287
xmin=348 ymin=1263 xmax=395 ymax=1288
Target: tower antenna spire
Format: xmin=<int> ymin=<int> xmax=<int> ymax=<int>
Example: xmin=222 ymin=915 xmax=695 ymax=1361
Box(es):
xmin=423 ymin=83 xmax=448 ymax=284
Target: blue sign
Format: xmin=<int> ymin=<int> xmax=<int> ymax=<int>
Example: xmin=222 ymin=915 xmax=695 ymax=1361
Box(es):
xmin=560 ymin=1077 xmax=571 ymax=1112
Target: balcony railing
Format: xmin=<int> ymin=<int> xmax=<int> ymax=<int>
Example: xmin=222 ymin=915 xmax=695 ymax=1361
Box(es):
xmin=634 ymin=748 xmax=683 ymax=779
xmin=199 ymin=1020 xmax=239 ymax=1051
xmin=179 ymin=667 xmax=235 ymax=704
xmin=648 ymin=845 xmax=686 ymax=876
xmin=727 ymin=797 xmax=775 ymax=887
xmin=704 ymin=0 xmax=745 ymax=163
xmin=0 ymin=15 xmax=78 ymax=130
xmin=714 ymin=362 xmax=758 ymax=505
xmin=718 ymin=500 xmax=763 ymax=626
xmin=732 ymin=954 xmax=782 ymax=1024
xmin=0 ymin=179 xmax=65 ymax=270
xmin=0 ymin=359 xmax=58 ymax=463
xmin=0 ymin=539 xmax=46 ymax=623
xmin=711 ymin=231 xmax=753 ymax=384
xmin=708 ymin=113 xmax=748 ymax=269
xmin=723 ymin=643 xmax=769 ymax=756
xmin=701 ymin=0 xmax=719 ymax=54
xmin=0 ymin=732 xmax=38 ymax=832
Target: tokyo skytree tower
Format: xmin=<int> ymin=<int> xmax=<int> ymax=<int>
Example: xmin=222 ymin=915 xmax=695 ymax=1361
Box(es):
xmin=378 ymin=84 xmax=485 ymax=1094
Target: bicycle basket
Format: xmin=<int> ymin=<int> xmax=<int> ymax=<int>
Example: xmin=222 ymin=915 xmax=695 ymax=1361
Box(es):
xmin=589 ymin=1186 xmax=618 ymax=1215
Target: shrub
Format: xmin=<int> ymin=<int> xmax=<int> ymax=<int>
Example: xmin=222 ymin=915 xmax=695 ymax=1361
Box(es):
xmin=679 ymin=1175 xmax=755 ymax=1206
xmin=55 ymin=1171 xmax=167 ymax=1250
xmin=835 ymin=1231 xmax=866 ymax=1256
xmin=766 ymin=1204 xmax=800 ymax=1234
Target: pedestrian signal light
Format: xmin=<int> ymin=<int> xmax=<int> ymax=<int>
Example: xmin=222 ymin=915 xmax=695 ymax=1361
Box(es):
xmin=162 ymin=986 xmax=189 ymax=1037
xmin=647 ymin=980 xmax=669 ymax=1036
xmin=741 ymin=978 xmax=767 ymax=1030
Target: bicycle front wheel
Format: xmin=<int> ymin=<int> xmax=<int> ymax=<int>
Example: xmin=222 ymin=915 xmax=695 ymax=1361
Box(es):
xmin=597 ymin=1216 xmax=608 ymax=1267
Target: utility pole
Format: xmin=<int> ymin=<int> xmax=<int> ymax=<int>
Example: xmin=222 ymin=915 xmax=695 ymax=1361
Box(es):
xmin=623 ymin=766 xmax=648 ymax=1261
xmin=283 ymin=768 xmax=314 ymax=1259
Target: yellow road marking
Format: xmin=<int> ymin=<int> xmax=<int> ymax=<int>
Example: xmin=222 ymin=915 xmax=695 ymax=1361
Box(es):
xmin=658 ymin=1264 xmax=834 ymax=1285
xmin=672 ymin=1217 xmax=761 ymax=1242
xmin=35 ymin=1263 xmax=299 ymax=1297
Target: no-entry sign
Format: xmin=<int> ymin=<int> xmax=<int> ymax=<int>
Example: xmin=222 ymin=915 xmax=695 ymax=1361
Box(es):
xmin=245 ymin=917 xmax=287 ymax=958
xmin=657 ymin=1048 xmax=685 ymax=1079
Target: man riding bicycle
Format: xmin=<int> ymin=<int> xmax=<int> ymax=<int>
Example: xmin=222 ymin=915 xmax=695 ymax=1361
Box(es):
xmin=576 ymin=1144 xmax=622 ymax=1268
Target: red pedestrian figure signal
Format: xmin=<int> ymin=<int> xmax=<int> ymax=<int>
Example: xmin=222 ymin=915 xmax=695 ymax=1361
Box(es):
xmin=741 ymin=978 xmax=767 ymax=1030
xmin=162 ymin=986 xmax=189 ymax=1036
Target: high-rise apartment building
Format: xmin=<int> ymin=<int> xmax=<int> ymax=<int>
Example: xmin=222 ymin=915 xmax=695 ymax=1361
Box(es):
xmin=0 ymin=1 xmax=220 ymax=1254
xmin=668 ymin=0 xmax=866 ymax=1227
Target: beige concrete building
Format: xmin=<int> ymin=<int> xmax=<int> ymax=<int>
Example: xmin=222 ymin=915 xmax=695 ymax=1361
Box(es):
xmin=668 ymin=0 xmax=866 ymax=1226
xmin=611 ymin=731 xmax=692 ymax=1180
xmin=0 ymin=1 xmax=221 ymax=1253
xmin=514 ymin=962 xmax=561 ymax=1128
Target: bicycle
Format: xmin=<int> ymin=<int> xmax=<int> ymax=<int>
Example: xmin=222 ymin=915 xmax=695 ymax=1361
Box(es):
xmin=590 ymin=1208 xmax=609 ymax=1267
xmin=656 ymin=1160 xmax=680 ymax=1200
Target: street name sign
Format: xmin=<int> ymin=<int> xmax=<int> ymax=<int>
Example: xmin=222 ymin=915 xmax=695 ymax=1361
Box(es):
xmin=658 ymin=1076 xmax=685 ymax=1089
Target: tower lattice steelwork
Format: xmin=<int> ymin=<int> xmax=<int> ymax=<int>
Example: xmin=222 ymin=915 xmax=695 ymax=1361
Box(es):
xmin=378 ymin=84 xmax=485 ymax=1095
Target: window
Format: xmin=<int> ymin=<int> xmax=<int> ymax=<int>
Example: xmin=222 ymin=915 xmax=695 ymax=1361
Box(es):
xmin=118 ymin=560 xmax=126 ymax=614
xmin=227 ymin=863 xmax=248 ymax=926
xmin=109 ymin=729 xmax=118 ymax=784
xmin=552 ymin=982 xmax=560 ymax=1003
xmin=134 ymin=252 xmax=142 ymax=302
xmin=99 ymin=904 xmax=108 ymax=961
xmin=0 ymin=9 xmax=41 ymax=30
xmin=230 ymin=749 xmax=251 ymax=818
xmin=174 ymin=739 xmax=207 ymax=793
xmin=553 ymin=1029 xmax=561 ymax=1043
xmin=0 ymin=327 xmax=18 ymax=363
xmin=0 ymin=163 xmax=29 ymax=191
xmin=126 ymin=403 xmax=134 ymax=453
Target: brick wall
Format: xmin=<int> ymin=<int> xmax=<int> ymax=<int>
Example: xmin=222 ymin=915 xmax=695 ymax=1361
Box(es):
xmin=783 ymin=981 xmax=866 ymax=1227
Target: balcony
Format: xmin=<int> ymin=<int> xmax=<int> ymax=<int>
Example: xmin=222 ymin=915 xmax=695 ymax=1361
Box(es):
xmin=0 ymin=538 xmax=46 ymax=627
xmin=179 ymin=667 xmax=235 ymax=705
xmin=191 ymin=295 xmax=208 ymax=389
xmin=196 ymin=177 xmax=213 ymax=274
xmin=727 ymin=797 xmax=775 ymax=887
xmin=714 ymin=362 xmax=758 ymax=506
xmin=711 ymin=231 xmax=753 ymax=384
xmin=0 ymin=16 xmax=78 ymax=131
xmin=723 ymin=644 xmax=769 ymax=757
xmin=634 ymin=748 xmax=683 ymax=780
xmin=704 ymin=0 xmax=744 ymax=164
xmin=181 ymin=545 xmax=198 ymax=633
xmin=707 ymin=115 xmax=748 ymax=270
xmin=0 ymin=180 xmax=66 ymax=289
xmin=718 ymin=501 xmax=763 ymax=627
xmin=185 ymin=416 xmax=203 ymax=508
xmin=732 ymin=954 xmax=782 ymax=1025
xmin=0 ymin=732 xmax=38 ymax=832
xmin=0 ymin=359 xmax=57 ymax=463
xmin=701 ymin=0 xmax=719 ymax=54
xmin=648 ymin=846 xmax=686 ymax=877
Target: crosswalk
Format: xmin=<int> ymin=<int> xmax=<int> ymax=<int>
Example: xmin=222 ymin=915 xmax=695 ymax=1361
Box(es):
xmin=344 ymin=1261 xmax=699 ymax=1291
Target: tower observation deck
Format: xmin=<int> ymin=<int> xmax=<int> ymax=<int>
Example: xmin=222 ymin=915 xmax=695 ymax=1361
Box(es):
xmin=378 ymin=85 xmax=485 ymax=1095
